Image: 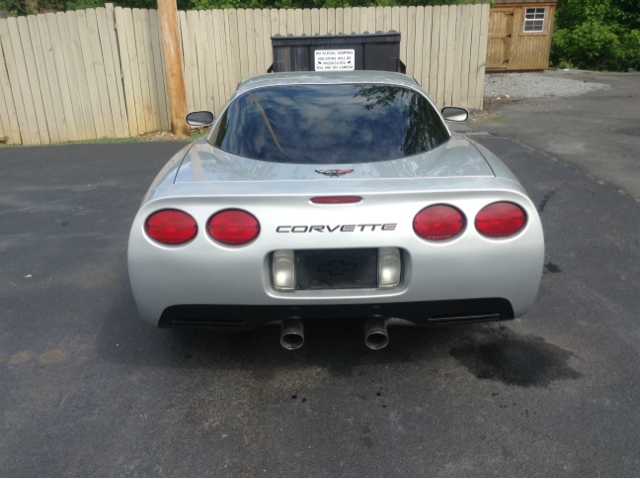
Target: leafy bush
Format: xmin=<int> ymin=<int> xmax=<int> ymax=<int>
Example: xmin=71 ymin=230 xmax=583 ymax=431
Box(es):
xmin=551 ymin=0 xmax=640 ymax=71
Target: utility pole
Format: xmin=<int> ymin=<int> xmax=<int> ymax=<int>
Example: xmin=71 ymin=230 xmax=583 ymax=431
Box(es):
xmin=157 ymin=0 xmax=190 ymax=137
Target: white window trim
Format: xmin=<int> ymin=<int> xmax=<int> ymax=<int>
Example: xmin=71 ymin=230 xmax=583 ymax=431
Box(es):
xmin=523 ymin=7 xmax=546 ymax=33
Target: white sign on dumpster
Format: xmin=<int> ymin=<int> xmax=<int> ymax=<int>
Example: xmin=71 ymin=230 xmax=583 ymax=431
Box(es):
xmin=314 ymin=49 xmax=355 ymax=71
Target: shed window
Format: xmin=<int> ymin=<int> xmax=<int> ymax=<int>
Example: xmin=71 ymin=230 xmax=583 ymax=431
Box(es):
xmin=524 ymin=8 xmax=545 ymax=32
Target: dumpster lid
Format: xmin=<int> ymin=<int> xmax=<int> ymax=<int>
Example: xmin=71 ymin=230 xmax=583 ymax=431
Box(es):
xmin=270 ymin=31 xmax=401 ymax=46
xmin=236 ymin=70 xmax=418 ymax=92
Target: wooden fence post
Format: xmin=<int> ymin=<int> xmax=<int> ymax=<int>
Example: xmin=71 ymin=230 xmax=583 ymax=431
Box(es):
xmin=157 ymin=0 xmax=190 ymax=137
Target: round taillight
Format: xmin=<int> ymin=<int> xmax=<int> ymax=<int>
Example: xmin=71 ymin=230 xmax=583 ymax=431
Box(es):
xmin=207 ymin=209 xmax=260 ymax=245
xmin=413 ymin=205 xmax=465 ymax=240
xmin=475 ymin=202 xmax=527 ymax=238
xmin=145 ymin=209 xmax=197 ymax=245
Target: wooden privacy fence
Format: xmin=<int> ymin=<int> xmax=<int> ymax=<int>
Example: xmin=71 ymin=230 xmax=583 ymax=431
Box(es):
xmin=0 ymin=5 xmax=131 ymax=145
xmin=0 ymin=4 xmax=489 ymax=146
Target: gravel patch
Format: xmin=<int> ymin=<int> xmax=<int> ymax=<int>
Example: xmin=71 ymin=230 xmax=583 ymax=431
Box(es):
xmin=484 ymin=71 xmax=609 ymax=100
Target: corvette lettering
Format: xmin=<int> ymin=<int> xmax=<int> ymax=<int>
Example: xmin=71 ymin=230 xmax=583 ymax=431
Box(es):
xmin=276 ymin=224 xmax=397 ymax=233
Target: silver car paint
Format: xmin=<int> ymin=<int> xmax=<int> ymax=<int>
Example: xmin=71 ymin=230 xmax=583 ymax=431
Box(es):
xmin=174 ymin=136 xmax=494 ymax=184
xmin=128 ymin=72 xmax=544 ymax=326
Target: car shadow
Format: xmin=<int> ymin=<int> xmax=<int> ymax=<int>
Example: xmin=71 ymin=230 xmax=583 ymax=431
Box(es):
xmin=96 ymin=276 xmax=580 ymax=388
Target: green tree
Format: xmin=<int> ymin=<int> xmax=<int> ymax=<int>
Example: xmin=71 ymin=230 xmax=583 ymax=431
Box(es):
xmin=551 ymin=0 xmax=640 ymax=71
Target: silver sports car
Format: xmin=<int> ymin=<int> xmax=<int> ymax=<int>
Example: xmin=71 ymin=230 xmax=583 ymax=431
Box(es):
xmin=128 ymin=71 xmax=544 ymax=350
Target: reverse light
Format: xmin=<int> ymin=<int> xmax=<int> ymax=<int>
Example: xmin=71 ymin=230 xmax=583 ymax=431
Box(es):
xmin=145 ymin=209 xmax=197 ymax=245
xmin=272 ymin=250 xmax=295 ymax=291
xmin=413 ymin=205 xmax=465 ymax=240
xmin=475 ymin=202 xmax=527 ymax=238
xmin=378 ymin=247 xmax=401 ymax=288
xmin=207 ymin=209 xmax=260 ymax=245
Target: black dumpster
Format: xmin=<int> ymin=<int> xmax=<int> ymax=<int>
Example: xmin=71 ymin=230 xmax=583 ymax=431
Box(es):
xmin=268 ymin=31 xmax=406 ymax=74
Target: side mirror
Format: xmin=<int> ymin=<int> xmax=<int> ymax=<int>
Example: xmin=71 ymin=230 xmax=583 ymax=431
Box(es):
xmin=186 ymin=111 xmax=214 ymax=127
xmin=441 ymin=107 xmax=469 ymax=122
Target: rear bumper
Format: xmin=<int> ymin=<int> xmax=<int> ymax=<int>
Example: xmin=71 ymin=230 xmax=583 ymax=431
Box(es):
xmin=158 ymin=298 xmax=514 ymax=330
xmin=129 ymin=184 xmax=544 ymax=326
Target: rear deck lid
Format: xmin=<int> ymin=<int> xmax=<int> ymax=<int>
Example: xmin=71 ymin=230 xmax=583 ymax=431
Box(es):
xmin=175 ymin=136 xmax=494 ymax=183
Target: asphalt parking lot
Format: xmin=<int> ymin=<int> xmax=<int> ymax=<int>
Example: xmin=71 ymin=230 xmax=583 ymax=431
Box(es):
xmin=462 ymin=70 xmax=640 ymax=198
xmin=1 ymin=75 xmax=639 ymax=476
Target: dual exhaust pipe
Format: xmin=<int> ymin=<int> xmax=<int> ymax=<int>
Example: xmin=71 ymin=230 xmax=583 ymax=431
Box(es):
xmin=280 ymin=318 xmax=305 ymax=350
xmin=279 ymin=318 xmax=390 ymax=351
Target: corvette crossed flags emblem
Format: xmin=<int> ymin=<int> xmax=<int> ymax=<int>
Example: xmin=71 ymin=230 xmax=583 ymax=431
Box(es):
xmin=315 ymin=169 xmax=354 ymax=177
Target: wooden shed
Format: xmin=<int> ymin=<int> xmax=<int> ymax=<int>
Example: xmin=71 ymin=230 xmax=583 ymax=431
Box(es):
xmin=486 ymin=0 xmax=557 ymax=72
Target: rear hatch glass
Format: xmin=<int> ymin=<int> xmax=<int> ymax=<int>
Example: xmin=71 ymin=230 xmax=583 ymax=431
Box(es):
xmin=209 ymin=84 xmax=450 ymax=164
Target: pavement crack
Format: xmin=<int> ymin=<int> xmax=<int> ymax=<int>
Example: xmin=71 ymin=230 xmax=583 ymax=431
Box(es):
xmin=0 ymin=197 xmax=73 ymax=216
xmin=538 ymin=190 xmax=556 ymax=213
xmin=478 ymin=135 xmax=638 ymax=201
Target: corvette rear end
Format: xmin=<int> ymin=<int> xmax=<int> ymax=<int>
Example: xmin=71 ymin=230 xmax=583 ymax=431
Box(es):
xmin=127 ymin=71 xmax=544 ymax=349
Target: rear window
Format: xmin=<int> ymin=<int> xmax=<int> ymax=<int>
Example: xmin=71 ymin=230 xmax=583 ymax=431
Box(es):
xmin=209 ymin=83 xmax=450 ymax=164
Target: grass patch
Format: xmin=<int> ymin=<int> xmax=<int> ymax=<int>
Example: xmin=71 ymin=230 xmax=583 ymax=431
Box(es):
xmin=0 ymin=130 xmax=207 ymax=147
xmin=65 ymin=130 xmax=208 ymax=145
xmin=468 ymin=111 xmax=512 ymax=124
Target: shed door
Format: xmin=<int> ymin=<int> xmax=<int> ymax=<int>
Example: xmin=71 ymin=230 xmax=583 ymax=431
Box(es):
xmin=487 ymin=9 xmax=514 ymax=70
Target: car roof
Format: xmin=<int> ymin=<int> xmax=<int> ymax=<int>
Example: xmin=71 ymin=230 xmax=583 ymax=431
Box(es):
xmin=237 ymin=71 xmax=421 ymax=93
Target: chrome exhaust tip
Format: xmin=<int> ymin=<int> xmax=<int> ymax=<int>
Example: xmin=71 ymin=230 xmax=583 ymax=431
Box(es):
xmin=364 ymin=318 xmax=389 ymax=350
xmin=280 ymin=318 xmax=304 ymax=350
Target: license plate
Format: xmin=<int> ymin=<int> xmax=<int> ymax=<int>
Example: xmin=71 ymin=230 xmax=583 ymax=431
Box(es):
xmin=295 ymin=249 xmax=377 ymax=290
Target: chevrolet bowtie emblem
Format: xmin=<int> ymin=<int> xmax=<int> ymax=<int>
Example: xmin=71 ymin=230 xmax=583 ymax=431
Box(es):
xmin=315 ymin=169 xmax=354 ymax=177
xmin=317 ymin=260 xmax=357 ymax=276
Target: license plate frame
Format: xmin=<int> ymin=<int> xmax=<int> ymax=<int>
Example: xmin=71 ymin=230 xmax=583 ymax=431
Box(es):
xmin=295 ymin=248 xmax=378 ymax=290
